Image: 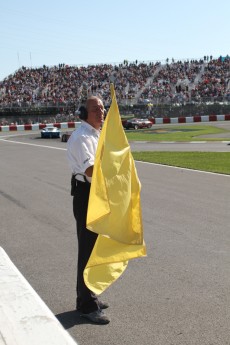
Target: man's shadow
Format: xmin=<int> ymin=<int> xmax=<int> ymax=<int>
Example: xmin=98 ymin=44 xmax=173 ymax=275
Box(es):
xmin=56 ymin=310 xmax=104 ymax=329
xmin=55 ymin=310 xmax=86 ymax=329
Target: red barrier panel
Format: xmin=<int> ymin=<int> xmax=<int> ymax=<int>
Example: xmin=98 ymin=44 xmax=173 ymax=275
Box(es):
xmin=178 ymin=117 xmax=186 ymax=123
xmin=193 ymin=116 xmax=201 ymax=122
xmin=67 ymin=122 xmax=76 ymax=128
xmin=24 ymin=124 xmax=32 ymax=130
xmin=148 ymin=117 xmax=155 ymax=124
xmin=225 ymin=114 xmax=230 ymax=121
xmin=209 ymin=115 xmax=217 ymax=121
xmin=163 ymin=118 xmax=170 ymax=124
xmin=9 ymin=125 xmax=17 ymax=131
xmin=39 ymin=124 xmax=46 ymax=129
xmin=53 ymin=123 xmax=61 ymax=128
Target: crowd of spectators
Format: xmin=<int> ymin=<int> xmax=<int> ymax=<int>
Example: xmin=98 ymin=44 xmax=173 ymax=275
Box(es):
xmin=191 ymin=58 xmax=230 ymax=102
xmin=0 ymin=61 xmax=162 ymax=109
xmin=0 ymin=56 xmax=229 ymax=112
xmin=140 ymin=57 xmax=230 ymax=104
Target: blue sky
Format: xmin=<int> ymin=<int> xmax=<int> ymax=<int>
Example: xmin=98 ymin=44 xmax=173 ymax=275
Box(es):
xmin=0 ymin=0 xmax=229 ymax=81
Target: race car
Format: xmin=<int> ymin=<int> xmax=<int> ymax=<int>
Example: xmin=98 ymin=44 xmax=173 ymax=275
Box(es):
xmin=61 ymin=131 xmax=73 ymax=142
xmin=41 ymin=126 xmax=61 ymax=138
xmin=123 ymin=118 xmax=152 ymax=130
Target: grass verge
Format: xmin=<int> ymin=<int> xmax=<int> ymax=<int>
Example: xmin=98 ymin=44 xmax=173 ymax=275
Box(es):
xmin=132 ymin=151 xmax=230 ymax=175
xmin=125 ymin=125 xmax=230 ymax=141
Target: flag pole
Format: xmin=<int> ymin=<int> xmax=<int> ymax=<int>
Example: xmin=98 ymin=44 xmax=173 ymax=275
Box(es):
xmin=110 ymin=83 xmax=115 ymax=99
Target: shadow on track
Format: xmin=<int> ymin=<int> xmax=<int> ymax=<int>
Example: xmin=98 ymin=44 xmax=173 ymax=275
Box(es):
xmin=56 ymin=310 xmax=106 ymax=328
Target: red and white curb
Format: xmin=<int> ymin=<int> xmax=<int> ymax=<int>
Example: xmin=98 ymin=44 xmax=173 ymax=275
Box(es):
xmin=0 ymin=114 xmax=230 ymax=132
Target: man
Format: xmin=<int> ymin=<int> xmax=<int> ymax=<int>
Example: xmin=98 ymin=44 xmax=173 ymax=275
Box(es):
xmin=67 ymin=96 xmax=110 ymax=325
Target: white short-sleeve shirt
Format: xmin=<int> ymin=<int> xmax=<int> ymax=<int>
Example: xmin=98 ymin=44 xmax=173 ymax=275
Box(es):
xmin=67 ymin=121 xmax=100 ymax=183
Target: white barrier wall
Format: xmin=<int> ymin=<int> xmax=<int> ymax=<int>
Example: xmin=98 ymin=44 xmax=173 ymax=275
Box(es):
xmin=185 ymin=117 xmax=194 ymax=123
xmin=201 ymin=116 xmax=209 ymax=122
xmin=216 ymin=115 xmax=225 ymax=121
xmin=155 ymin=118 xmax=163 ymax=124
xmin=0 ymin=247 xmax=77 ymax=345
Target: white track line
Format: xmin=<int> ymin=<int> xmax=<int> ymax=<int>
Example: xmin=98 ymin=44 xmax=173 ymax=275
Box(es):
xmin=0 ymin=138 xmax=66 ymax=150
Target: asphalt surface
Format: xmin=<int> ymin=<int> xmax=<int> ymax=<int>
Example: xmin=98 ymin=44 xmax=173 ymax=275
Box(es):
xmin=1 ymin=126 xmax=230 ymax=345
xmin=130 ymin=141 xmax=230 ymax=152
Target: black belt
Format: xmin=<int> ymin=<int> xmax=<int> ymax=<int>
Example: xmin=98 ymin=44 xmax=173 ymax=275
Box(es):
xmin=72 ymin=173 xmax=90 ymax=185
xmin=71 ymin=174 xmax=89 ymax=195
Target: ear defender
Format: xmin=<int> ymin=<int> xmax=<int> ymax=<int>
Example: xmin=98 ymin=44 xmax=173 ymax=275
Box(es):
xmin=78 ymin=105 xmax=88 ymax=120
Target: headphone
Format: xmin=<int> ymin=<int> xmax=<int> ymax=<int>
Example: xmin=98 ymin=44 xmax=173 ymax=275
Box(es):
xmin=78 ymin=101 xmax=107 ymax=121
xmin=78 ymin=105 xmax=88 ymax=120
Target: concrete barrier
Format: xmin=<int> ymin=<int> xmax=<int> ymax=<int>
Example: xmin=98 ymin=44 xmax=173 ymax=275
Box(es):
xmin=0 ymin=115 xmax=230 ymax=132
xmin=148 ymin=114 xmax=230 ymax=125
xmin=0 ymin=122 xmax=81 ymax=132
xmin=0 ymin=247 xmax=77 ymax=345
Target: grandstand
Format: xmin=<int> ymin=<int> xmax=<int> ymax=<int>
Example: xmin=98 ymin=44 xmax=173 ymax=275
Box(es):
xmin=0 ymin=56 xmax=229 ymax=125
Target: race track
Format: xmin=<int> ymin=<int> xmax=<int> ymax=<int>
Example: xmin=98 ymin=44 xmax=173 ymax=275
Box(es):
xmin=0 ymin=130 xmax=230 ymax=345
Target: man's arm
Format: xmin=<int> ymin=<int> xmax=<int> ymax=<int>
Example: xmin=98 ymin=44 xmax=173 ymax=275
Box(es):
xmin=85 ymin=165 xmax=93 ymax=178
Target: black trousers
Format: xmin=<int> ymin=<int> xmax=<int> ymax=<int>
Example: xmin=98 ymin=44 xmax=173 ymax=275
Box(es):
xmin=73 ymin=180 xmax=100 ymax=314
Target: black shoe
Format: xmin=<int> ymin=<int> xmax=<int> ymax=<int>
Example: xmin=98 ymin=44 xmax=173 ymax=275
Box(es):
xmin=98 ymin=300 xmax=109 ymax=309
xmin=81 ymin=310 xmax=110 ymax=324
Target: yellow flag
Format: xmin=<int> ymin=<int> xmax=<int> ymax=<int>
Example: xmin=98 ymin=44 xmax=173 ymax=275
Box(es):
xmin=84 ymin=84 xmax=146 ymax=294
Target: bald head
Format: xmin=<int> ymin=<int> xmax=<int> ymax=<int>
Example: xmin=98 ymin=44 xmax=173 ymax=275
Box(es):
xmin=86 ymin=96 xmax=103 ymax=111
xmin=85 ymin=96 xmax=104 ymax=130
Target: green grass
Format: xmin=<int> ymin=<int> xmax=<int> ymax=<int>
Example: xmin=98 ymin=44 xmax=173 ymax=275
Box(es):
xmin=126 ymin=124 xmax=230 ymax=174
xmin=125 ymin=125 xmax=230 ymax=141
xmin=132 ymin=151 xmax=230 ymax=175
